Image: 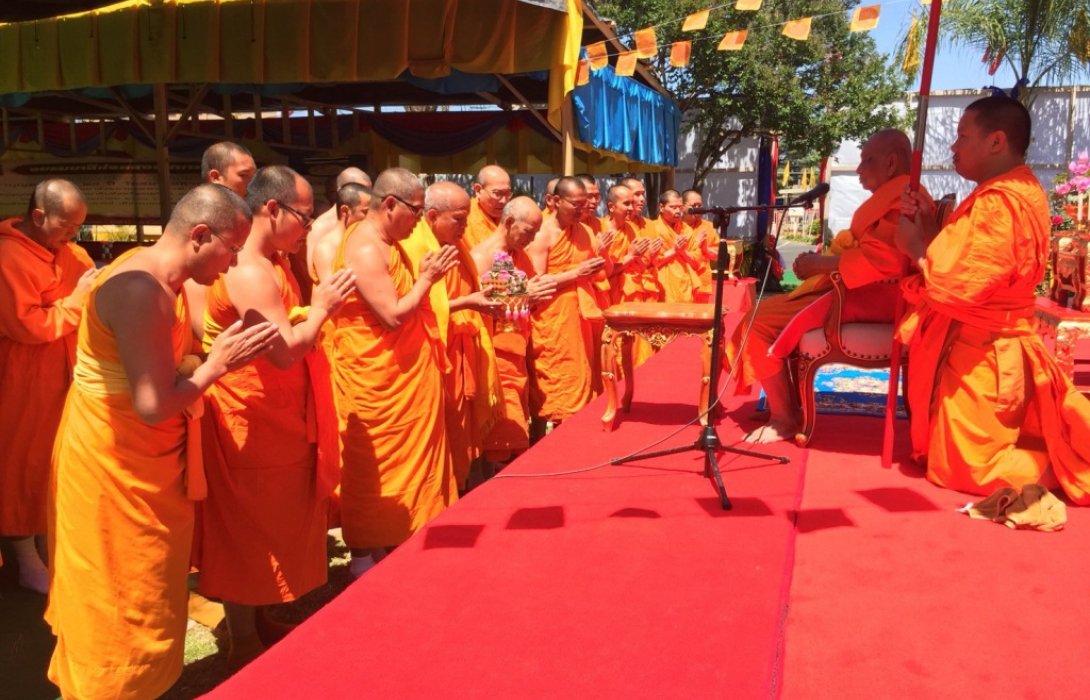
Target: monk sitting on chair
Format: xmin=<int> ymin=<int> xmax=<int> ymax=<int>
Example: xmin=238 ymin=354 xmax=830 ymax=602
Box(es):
xmin=725 ymin=128 xmax=924 ymax=443
xmin=896 ymin=95 xmax=1090 ymax=503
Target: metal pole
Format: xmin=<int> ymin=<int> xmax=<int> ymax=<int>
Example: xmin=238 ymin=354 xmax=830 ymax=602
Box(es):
xmin=153 ymin=83 xmax=173 ymax=232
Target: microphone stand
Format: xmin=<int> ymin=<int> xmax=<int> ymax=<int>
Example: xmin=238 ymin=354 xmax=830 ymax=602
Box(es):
xmin=610 ymin=198 xmax=817 ymax=511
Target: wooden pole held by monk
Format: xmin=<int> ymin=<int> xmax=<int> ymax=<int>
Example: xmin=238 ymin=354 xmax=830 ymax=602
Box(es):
xmin=883 ymin=0 xmax=943 ymax=468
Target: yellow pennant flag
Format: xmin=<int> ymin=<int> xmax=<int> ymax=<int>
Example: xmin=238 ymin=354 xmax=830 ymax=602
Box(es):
xmin=575 ymin=59 xmax=591 ymax=86
xmin=736 ymin=0 xmax=762 ymax=10
xmin=586 ymin=41 xmax=608 ymax=70
xmin=850 ymin=5 xmax=880 ymax=32
xmin=718 ymin=30 xmax=748 ymax=51
xmin=615 ymin=50 xmax=638 ymax=77
xmin=921 ymin=0 xmax=932 ymax=5
xmin=902 ymin=13 xmax=921 ymax=75
xmin=634 ymin=27 xmax=658 ymax=59
xmin=781 ymin=161 xmax=791 ymax=187
xmin=682 ymin=10 xmax=711 ymax=32
xmin=670 ymin=41 xmax=692 ymax=68
xmin=783 ymin=18 xmax=813 ymax=41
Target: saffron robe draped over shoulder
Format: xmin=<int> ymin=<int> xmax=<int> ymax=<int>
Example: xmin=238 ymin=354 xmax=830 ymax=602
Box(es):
xmin=647 ymin=217 xmax=702 ymax=303
xmin=897 ymin=165 xmax=1090 ymax=503
xmin=331 ymin=231 xmax=455 ymax=549
xmin=530 ymin=221 xmax=599 ymax=422
xmin=0 ymin=219 xmax=92 ymax=536
xmin=47 ymin=250 xmax=198 ymax=700
xmin=463 ymin=197 xmax=499 ymax=250
xmin=725 ymin=174 xmax=916 ymax=393
xmin=689 ymin=218 xmax=719 ymax=294
xmin=195 ymin=255 xmax=334 ymax=605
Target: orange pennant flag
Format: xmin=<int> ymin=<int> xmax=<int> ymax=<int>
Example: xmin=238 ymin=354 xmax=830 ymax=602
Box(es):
xmin=634 ymin=27 xmax=658 ymax=59
xmin=718 ymin=30 xmax=748 ymax=51
xmin=682 ymin=9 xmax=711 ymax=32
xmin=736 ymin=0 xmax=762 ymax=10
xmin=850 ymin=5 xmax=880 ymax=32
xmin=783 ymin=18 xmax=812 ymax=41
xmin=670 ymin=41 xmax=692 ymax=68
xmin=575 ymin=59 xmax=591 ymax=86
xmin=615 ymin=50 xmax=638 ymax=77
xmin=586 ymin=41 xmax=608 ymax=70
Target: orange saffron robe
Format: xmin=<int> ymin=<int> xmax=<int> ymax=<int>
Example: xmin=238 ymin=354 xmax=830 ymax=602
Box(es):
xmin=689 ymin=218 xmax=720 ymax=294
xmin=726 ymin=174 xmax=917 ymax=393
xmin=647 ymin=217 xmax=702 ymax=303
xmin=463 ymin=197 xmax=499 ymax=250
xmin=0 ymin=219 xmax=92 ymax=536
xmin=47 ymin=252 xmax=199 ymax=699
xmin=898 ymin=165 xmax=1090 ymax=503
xmin=331 ymin=231 xmax=456 ymax=549
xmin=194 ymin=255 xmax=334 ymax=605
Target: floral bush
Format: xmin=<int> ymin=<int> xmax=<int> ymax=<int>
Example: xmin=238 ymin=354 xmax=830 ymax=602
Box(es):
xmin=1052 ymin=150 xmax=1090 ymax=230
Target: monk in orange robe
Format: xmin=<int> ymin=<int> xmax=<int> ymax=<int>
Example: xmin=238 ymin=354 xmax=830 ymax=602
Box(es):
xmin=683 ymin=189 xmax=719 ymax=299
xmin=896 ymin=95 xmax=1090 ymax=503
xmin=617 ymin=177 xmax=664 ymax=366
xmin=47 ymin=184 xmax=278 ymax=700
xmin=307 ymin=168 xmax=371 ymax=286
xmin=0 ymin=179 xmax=95 ymax=594
xmin=464 ymin=165 xmax=513 ymax=249
xmin=404 ymin=181 xmax=504 ymax=491
xmin=525 ymin=176 xmax=606 ymax=428
xmin=577 ymin=173 xmax=616 ymax=395
xmin=471 ymin=197 xmax=557 ymax=471
xmin=331 ymin=168 xmax=460 ymax=576
xmin=647 ymin=189 xmax=703 ymax=303
xmin=725 ymin=129 xmax=919 ymax=443
xmin=195 ymin=166 xmax=356 ymax=667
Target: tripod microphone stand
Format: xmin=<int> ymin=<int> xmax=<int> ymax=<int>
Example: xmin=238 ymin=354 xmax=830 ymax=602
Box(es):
xmin=609 ymin=194 xmax=822 ymax=510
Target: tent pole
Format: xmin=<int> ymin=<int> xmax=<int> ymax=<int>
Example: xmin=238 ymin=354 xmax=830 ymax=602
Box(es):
xmin=561 ymin=96 xmax=574 ymax=176
xmin=153 ymin=83 xmax=172 ymax=233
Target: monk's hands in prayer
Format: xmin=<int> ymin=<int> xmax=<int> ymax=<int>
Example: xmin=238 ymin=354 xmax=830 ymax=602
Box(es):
xmin=575 ymin=256 xmax=607 ymax=278
xmin=310 ymin=268 xmax=356 ymax=316
xmin=791 ymin=253 xmax=838 ymax=280
xmin=595 ymin=229 xmax=616 ymax=255
xmin=206 ymin=320 xmax=280 ymax=374
xmin=419 ymin=245 xmax=460 ymax=285
xmin=674 ymin=235 xmax=690 ymax=251
xmin=527 ymin=274 xmax=558 ymax=304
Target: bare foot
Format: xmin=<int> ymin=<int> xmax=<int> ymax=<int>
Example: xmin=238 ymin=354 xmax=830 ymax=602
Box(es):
xmin=743 ymin=421 xmax=798 ymax=444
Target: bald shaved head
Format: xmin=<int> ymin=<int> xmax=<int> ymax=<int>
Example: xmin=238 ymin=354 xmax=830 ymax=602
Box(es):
xmin=868 ymin=129 xmax=912 ymax=173
xmin=607 ymin=184 xmax=632 ymax=205
xmin=167 ymin=183 xmax=252 ymax=239
xmin=546 ymin=177 xmax=560 ymax=196
xmin=27 ymin=178 xmax=85 ymax=218
xmin=502 ymin=196 xmax=542 ymax=224
xmin=23 ymin=178 xmax=88 ymax=250
xmin=476 ymin=165 xmax=510 ymax=188
xmin=337 ymin=167 xmax=372 ymax=191
xmin=425 ymin=180 xmax=471 ymax=245
xmin=554 ymin=176 xmax=585 ymax=199
xmin=424 ymin=180 xmax=471 ymax=213
xmin=499 ymin=196 xmax=544 ymax=250
xmin=856 ymin=128 xmax=912 ymax=192
xmin=371 ymin=167 xmax=423 ymax=211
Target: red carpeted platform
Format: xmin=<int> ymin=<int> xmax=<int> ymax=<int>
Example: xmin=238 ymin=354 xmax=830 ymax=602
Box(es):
xmin=207 ymin=334 xmax=1090 ymax=699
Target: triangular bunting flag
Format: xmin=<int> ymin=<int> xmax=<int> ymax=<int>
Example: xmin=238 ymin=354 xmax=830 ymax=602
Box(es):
xmin=586 ymin=41 xmax=608 ymax=70
xmin=615 ymin=50 xmax=638 ymax=77
xmin=781 ymin=161 xmax=791 ymax=187
xmin=682 ymin=9 xmax=710 ymax=32
xmin=718 ymin=30 xmax=748 ymax=51
xmin=736 ymin=0 xmax=762 ymax=10
xmin=670 ymin=41 xmax=692 ymax=68
xmin=575 ymin=59 xmax=591 ymax=86
xmin=850 ymin=5 xmax=880 ymax=32
xmin=634 ymin=27 xmax=658 ymax=59
xmin=783 ymin=18 xmax=812 ymax=41
xmin=902 ymin=13 xmax=921 ymax=75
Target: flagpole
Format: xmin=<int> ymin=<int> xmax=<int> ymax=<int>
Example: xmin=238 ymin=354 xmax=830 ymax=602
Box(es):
xmin=882 ymin=0 xmax=943 ymax=469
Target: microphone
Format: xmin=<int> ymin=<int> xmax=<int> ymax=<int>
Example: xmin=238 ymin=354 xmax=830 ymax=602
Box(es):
xmin=785 ymin=182 xmax=830 ymax=207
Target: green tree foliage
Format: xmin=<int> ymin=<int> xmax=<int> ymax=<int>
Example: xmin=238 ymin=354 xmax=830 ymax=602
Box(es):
xmin=592 ymin=0 xmax=908 ymax=188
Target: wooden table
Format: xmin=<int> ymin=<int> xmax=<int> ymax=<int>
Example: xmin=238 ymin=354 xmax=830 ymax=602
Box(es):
xmin=599 ymin=280 xmax=755 ymax=431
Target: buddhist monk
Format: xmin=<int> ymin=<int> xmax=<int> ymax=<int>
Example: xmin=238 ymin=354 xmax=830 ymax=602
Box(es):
xmin=682 ymin=189 xmax=719 ymax=298
xmin=647 ymin=189 xmax=703 ymax=303
xmin=470 ymin=197 xmax=556 ymax=472
xmin=543 ymin=176 xmax=560 ymax=217
xmin=312 ymin=182 xmax=371 ymax=284
xmin=577 ymin=173 xmax=615 ymax=394
xmin=47 ymin=184 xmax=279 ymax=699
xmin=331 ymin=168 xmax=460 ymax=577
xmin=194 ymin=166 xmax=356 ymax=667
xmin=727 ymin=129 xmax=919 ymax=443
xmin=0 ymin=179 xmax=95 ymax=594
xmin=618 ymin=177 xmax=663 ymax=365
xmin=602 ymin=184 xmax=655 ymax=305
xmin=896 ymin=95 xmax=1090 ymax=503
xmin=524 ymin=176 xmax=606 ymax=431
xmin=465 ymin=165 xmax=512 ymax=249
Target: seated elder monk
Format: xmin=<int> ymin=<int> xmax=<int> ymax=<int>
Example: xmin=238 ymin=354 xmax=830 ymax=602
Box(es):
xmin=725 ymin=128 xmax=930 ymax=443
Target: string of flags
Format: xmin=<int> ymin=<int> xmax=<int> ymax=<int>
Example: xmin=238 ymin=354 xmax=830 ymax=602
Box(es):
xmin=575 ymin=0 xmax=931 ymax=84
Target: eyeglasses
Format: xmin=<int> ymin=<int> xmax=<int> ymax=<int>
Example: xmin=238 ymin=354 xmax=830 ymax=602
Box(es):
xmin=211 ymin=231 xmax=244 ymax=255
xmin=484 ymin=188 xmax=512 ymax=199
xmin=388 ymin=193 xmax=424 ymax=219
xmin=277 ymin=200 xmax=315 ymax=229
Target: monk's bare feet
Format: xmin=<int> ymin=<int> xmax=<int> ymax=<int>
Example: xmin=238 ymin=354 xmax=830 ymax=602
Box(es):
xmin=743 ymin=420 xmax=798 ymax=444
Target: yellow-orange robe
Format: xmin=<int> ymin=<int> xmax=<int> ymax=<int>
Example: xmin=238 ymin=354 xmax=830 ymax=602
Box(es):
xmin=194 ymin=255 xmax=334 ymax=605
xmin=726 ymin=174 xmax=918 ymax=393
xmin=331 ymin=232 xmax=456 ymax=549
xmin=47 ymin=251 xmax=199 ymax=699
xmin=463 ymin=197 xmax=499 ymax=250
xmin=530 ymin=221 xmax=600 ymax=422
xmin=0 ymin=219 xmax=92 ymax=536
xmin=688 ymin=218 xmax=719 ymax=296
xmin=647 ymin=217 xmax=702 ymax=303
xmin=898 ymin=165 xmax=1090 ymax=503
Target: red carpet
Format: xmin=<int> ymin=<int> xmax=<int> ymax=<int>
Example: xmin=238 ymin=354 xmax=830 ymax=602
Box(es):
xmin=207 ymin=332 xmax=1090 ymax=699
